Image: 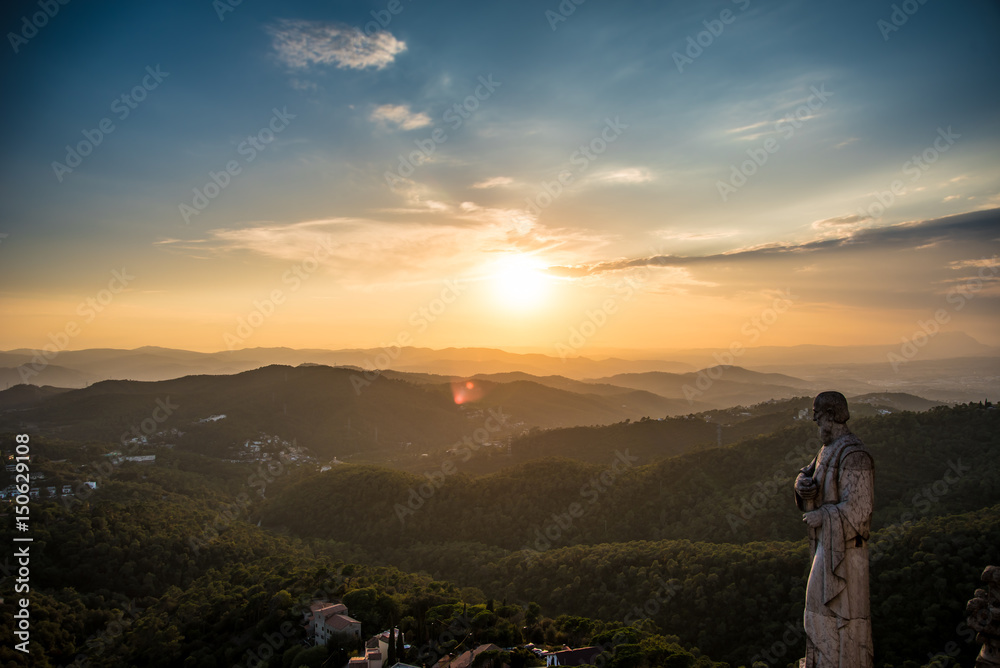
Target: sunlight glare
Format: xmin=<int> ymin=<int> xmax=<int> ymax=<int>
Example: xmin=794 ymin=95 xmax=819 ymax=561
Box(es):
xmin=491 ymin=254 xmax=553 ymax=310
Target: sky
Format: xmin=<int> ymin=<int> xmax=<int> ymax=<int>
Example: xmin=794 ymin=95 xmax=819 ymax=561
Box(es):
xmin=1 ymin=0 xmax=999 ymax=356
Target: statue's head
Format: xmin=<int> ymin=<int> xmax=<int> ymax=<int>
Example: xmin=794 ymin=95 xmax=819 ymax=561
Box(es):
xmin=813 ymin=391 xmax=850 ymax=424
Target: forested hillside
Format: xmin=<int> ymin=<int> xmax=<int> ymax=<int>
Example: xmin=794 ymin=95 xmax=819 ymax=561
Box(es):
xmin=367 ymin=506 xmax=999 ymax=667
xmin=262 ymin=405 xmax=1000 ymax=549
xmin=2 ymin=403 xmax=995 ymax=668
xmin=257 ymin=404 xmax=998 ymax=667
xmin=0 ymin=455 xmax=724 ymax=668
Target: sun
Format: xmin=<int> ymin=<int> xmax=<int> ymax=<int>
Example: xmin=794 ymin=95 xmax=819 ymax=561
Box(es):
xmin=490 ymin=254 xmax=553 ymax=310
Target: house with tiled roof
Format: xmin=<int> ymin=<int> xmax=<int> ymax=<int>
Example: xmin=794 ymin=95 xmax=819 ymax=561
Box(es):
xmin=304 ymin=600 xmax=363 ymax=646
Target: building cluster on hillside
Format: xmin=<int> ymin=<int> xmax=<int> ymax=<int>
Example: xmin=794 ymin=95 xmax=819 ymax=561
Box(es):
xmin=229 ymin=433 xmax=313 ymax=464
xmin=303 ymin=600 xmax=606 ymax=668
xmin=1 ymin=480 xmax=97 ymax=500
xmin=122 ymin=426 xmax=183 ymax=448
xmin=104 ymin=452 xmax=157 ymax=465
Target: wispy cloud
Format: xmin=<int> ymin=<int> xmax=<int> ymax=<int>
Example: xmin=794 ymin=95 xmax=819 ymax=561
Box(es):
xmin=472 ymin=176 xmax=514 ymax=189
xmin=268 ymin=19 xmax=406 ymax=70
xmin=549 ymin=209 xmax=1000 ymax=278
xmin=949 ymin=257 xmax=999 ymax=270
xmin=370 ymin=104 xmax=432 ymax=130
xmin=655 ymin=230 xmax=738 ymax=241
xmin=589 ymin=167 xmax=655 ymax=185
xmin=811 ymin=213 xmax=871 ymax=230
xmin=160 ymin=211 xmax=612 ymax=288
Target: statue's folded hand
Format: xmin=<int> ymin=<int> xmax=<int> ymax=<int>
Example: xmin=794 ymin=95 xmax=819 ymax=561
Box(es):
xmin=795 ymin=473 xmax=818 ymax=500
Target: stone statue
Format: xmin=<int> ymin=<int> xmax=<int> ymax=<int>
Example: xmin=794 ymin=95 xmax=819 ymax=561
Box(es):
xmin=967 ymin=565 xmax=1000 ymax=667
xmin=794 ymin=391 xmax=874 ymax=668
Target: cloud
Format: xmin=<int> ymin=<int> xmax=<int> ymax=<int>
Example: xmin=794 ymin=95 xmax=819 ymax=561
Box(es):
xmin=655 ymin=230 xmax=738 ymax=241
xmin=161 ymin=209 xmax=611 ymax=289
xmin=949 ymin=257 xmax=999 ymax=270
xmin=268 ymin=19 xmax=406 ymax=70
xmin=549 ymin=208 xmax=1000 ymax=278
xmin=370 ymin=104 xmax=432 ymax=130
xmin=590 ymin=168 xmax=654 ymax=185
xmin=472 ymin=176 xmax=514 ymax=189
xmin=811 ymin=213 xmax=871 ymax=229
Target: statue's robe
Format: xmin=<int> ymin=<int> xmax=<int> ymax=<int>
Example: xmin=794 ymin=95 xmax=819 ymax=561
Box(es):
xmin=795 ymin=434 xmax=874 ymax=668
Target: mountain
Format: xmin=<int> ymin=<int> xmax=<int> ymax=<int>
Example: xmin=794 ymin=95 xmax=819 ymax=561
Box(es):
xmin=591 ymin=366 xmax=822 ymax=409
xmin=0 ymin=362 xmax=96 ymax=389
xmin=850 ymin=391 xmax=946 ymax=412
xmin=757 ymin=355 xmax=1000 ymax=403
xmin=0 ymin=365 xmax=476 ymax=459
xmin=0 ymin=346 xmax=696 ymax=388
xmin=3 ymin=343 xmax=995 ymax=405
xmin=0 ymin=383 xmax=73 ymax=410
xmin=644 ymin=331 xmax=998 ymax=367
xmin=0 ymin=365 xmax=702 ymax=462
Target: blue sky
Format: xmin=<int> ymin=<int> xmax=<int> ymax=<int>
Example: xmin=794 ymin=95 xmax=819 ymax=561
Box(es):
xmin=1 ymin=0 xmax=998 ymax=352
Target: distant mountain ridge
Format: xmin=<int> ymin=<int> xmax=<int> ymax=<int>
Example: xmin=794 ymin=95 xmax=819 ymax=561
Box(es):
xmin=2 ymin=334 xmax=995 ymax=390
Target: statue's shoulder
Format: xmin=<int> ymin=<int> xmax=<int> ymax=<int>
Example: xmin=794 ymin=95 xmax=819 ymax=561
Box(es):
xmin=838 ymin=436 xmax=873 ymax=471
